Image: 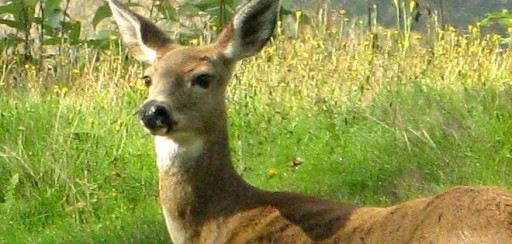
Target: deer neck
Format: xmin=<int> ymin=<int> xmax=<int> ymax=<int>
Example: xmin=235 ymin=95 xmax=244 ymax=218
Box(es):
xmin=154 ymin=121 xmax=258 ymax=242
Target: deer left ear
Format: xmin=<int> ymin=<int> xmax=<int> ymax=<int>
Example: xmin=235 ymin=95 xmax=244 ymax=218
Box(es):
xmin=108 ymin=0 xmax=175 ymax=63
xmin=216 ymin=0 xmax=280 ymax=61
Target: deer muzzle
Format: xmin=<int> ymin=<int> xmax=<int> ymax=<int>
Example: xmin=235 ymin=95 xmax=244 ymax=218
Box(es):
xmin=139 ymin=100 xmax=177 ymax=135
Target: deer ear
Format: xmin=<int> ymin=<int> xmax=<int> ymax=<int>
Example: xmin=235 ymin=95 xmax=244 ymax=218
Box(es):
xmin=108 ymin=0 xmax=174 ymax=63
xmin=216 ymin=0 xmax=280 ymax=61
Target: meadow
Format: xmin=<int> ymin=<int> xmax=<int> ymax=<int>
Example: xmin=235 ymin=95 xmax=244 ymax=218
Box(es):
xmin=1 ymin=13 xmax=512 ymax=243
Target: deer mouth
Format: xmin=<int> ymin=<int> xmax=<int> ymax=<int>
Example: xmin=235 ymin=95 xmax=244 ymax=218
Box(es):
xmin=140 ymin=121 xmax=173 ymax=136
xmin=139 ymin=116 xmax=178 ymax=136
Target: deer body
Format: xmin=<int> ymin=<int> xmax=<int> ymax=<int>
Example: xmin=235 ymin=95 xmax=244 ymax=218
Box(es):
xmin=153 ymin=132 xmax=512 ymax=244
xmin=107 ymin=0 xmax=512 ymax=243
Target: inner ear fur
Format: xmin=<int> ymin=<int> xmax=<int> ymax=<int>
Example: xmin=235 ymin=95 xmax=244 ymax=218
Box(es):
xmin=216 ymin=0 xmax=280 ymax=61
xmin=108 ymin=0 xmax=176 ymax=63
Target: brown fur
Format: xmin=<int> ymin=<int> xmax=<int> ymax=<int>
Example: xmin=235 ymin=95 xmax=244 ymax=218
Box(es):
xmin=160 ymin=161 xmax=512 ymax=243
xmin=107 ymin=0 xmax=512 ymax=243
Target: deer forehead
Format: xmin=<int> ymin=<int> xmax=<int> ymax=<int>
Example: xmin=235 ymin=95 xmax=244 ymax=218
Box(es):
xmin=150 ymin=46 xmax=228 ymax=76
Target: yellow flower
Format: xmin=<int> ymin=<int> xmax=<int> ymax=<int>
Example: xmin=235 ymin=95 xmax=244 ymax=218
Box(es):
xmin=53 ymin=85 xmax=69 ymax=96
xmin=267 ymin=168 xmax=278 ymax=177
xmin=115 ymin=121 xmax=123 ymax=132
xmin=295 ymin=10 xmax=302 ymax=19
xmin=189 ymin=38 xmax=199 ymax=46
xmin=58 ymin=55 xmax=69 ymax=65
xmin=409 ymin=0 xmax=417 ymax=12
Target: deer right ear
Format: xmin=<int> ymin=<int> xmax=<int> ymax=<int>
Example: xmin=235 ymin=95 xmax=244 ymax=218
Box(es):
xmin=216 ymin=0 xmax=280 ymax=61
xmin=108 ymin=0 xmax=174 ymax=63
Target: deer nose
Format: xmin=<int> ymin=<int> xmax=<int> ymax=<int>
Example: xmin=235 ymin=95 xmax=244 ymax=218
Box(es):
xmin=138 ymin=101 xmax=175 ymax=132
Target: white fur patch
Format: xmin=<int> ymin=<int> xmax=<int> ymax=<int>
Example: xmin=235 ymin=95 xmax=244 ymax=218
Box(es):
xmin=140 ymin=42 xmax=158 ymax=63
xmin=154 ymin=134 xmax=204 ymax=171
xmin=154 ymin=133 xmax=203 ymax=244
xmin=163 ymin=211 xmax=187 ymax=244
xmin=222 ymin=41 xmax=239 ymax=60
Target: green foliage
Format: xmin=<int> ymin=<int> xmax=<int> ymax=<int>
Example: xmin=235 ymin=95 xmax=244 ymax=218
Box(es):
xmin=0 ymin=0 xmax=245 ymax=60
xmin=92 ymin=3 xmax=113 ymax=30
xmin=0 ymin=0 xmax=83 ymax=58
xmin=479 ymin=9 xmax=512 ymax=44
xmin=480 ymin=9 xmax=512 ymax=27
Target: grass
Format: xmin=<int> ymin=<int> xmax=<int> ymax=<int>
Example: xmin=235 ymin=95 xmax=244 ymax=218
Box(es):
xmin=1 ymin=16 xmax=512 ymax=242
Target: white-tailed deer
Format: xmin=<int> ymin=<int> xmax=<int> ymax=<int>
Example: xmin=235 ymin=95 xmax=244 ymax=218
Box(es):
xmin=107 ymin=0 xmax=512 ymax=243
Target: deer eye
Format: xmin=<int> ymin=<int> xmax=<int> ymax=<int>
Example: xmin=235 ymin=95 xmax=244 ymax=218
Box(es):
xmin=191 ymin=74 xmax=214 ymax=89
xmin=142 ymin=75 xmax=152 ymax=87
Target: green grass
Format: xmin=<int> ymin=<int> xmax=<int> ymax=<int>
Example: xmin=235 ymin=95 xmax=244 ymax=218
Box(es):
xmin=1 ymin=22 xmax=512 ymax=242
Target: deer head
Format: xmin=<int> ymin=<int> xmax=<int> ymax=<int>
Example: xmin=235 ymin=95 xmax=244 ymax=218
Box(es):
xmin=108 ymin=0 xmax=280 ymax=140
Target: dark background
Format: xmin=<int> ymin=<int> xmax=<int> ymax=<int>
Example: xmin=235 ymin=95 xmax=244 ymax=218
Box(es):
xmin=289 ymin=0 xmax=511 ymax=30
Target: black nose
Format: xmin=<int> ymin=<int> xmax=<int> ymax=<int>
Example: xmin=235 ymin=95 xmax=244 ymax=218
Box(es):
xmin=138 ymin=101 xmax=175 ymax=131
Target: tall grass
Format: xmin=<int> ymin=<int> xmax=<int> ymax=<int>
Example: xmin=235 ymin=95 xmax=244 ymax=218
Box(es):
xmin=1 ymin=13 xmax=512 ymax=243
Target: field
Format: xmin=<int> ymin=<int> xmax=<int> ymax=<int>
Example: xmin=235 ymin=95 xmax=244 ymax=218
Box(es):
xmin=1 ymin=14 xmax=512 ymax=243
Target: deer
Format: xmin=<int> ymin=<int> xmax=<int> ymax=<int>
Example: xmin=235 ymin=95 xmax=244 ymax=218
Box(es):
xmin=107 ymin=0 xmax=512 ymax=243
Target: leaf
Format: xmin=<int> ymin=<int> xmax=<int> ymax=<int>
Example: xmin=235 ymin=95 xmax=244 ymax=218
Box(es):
xmin=177 ymin=4 xmax=200 ymax=16
xmin=194 ymin=0 xmax=229 ymax=11
xmin=479 ymin=9 xmax=512 ymax=28
xmin=155 ymin=1 xmax=178 ymax=21
xmin=478 ymin=18 xmax=492 ymax=27
xmin=45 ymin=8 xmax=62 ymax=29
xmin=63 ymin=20 xmax=81 ymax=44
xmin=0 ymin=19 xmax=24 ymax=29
xmin=96 ymin=29 xmax=115 ymax=40
xmin=0 ymin=3 xmax=19 ymax=15
xmin=43 ymin=37 xmax=62 ymax=45
xmin=92 ymin=3 xmax=112 ymax=30
xmin=0 ymin=34 xmax=24 ymax=47
xmin=43 ymin=0 xmax=63 ymax=18
xmin=498 ymin=18 xmax=510 ymax=27
xmin=88 ymin=29 xmax=117 ymax=49
xmin=176 ymin=0 xmax=203 ymax=5
xmin=94 ymin=2 xmax=144 ymax=31
xmin=280 ymin=0 xmax=295 ymax=11
xmin=501 ymin=36 xmax=512 ymax=44
xmin=40 ymin=0 xmax=63 ymax=30
xmin=23 ymin=0 xmax=40 ymax=8
xmin=84 ymin=38 xmax=110 ymax=49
